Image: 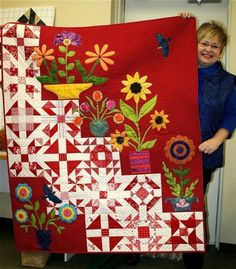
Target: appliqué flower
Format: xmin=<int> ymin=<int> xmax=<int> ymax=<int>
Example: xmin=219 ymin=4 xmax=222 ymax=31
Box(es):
xmin=110 ymin=130 xmax=130 ymax=152
xmin=85 ymin=44 xmax=115 ymax=71
xmin=32 ymin=44 xmax=55 ymax=67
xmin=164 ymin=135 xmax=195 ymax=165
xmin=15 ymin=209 xmax=28 ymax=224
xmin=59 ymin=204 xmax=77 ymax=223
xmin=121 ymin=72 xmax=152 ymax=104
xmin=15 ymin=183 xmax=32 ymax=202
xmin=150 ymin=110 xmax=170 ymax=131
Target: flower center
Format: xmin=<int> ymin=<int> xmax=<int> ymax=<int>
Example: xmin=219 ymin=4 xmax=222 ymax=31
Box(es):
xmin=130 ymin=82 xmax=142 ymax=94
xmin=155 ymin=116 xmax=163 ymax=124
xmin=63 ymin=39 xmax=71 ymax=46
xmin=117 ymin=136 xmax=124 ymax=144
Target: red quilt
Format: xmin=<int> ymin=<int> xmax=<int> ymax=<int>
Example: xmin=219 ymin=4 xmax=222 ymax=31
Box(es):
xmin=1 ymin=17 xmax=205 ymax=253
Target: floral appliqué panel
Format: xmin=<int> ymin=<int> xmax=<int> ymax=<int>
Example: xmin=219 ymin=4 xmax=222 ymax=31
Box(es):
xmin=1 ymin=17 xmax=205 ymax=253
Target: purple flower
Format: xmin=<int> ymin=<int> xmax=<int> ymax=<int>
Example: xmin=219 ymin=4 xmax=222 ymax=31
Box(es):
xmin=80 ymin=102 xmax=90 ymax=112
xmin=54 ymin=31 xmax=82 ymax=46
xmin=106 ymin=100 xmax=116 ymax=110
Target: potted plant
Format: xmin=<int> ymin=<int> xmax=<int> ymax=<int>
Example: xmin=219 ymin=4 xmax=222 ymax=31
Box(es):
xmin=162 ymin=135 xmax=199 ymax=211
xmin=110 ymin=71 xmax=170 ymax=173
xmin=15 ymin=183 xmax=77 ymax=250
xmin=32 ymin=31 xmax=115 ymax=99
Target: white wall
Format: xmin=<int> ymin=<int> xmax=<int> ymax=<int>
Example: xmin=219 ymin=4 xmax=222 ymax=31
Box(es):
xmin=220 ymin=0 xmax=236 ymax=245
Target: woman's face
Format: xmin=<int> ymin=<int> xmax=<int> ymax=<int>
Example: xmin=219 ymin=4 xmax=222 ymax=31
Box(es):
xmin=198 ymin=35 xmax=222 ymax=67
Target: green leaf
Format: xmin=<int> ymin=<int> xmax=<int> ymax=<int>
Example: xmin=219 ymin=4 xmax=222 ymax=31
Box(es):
xmin=59 ymin=46 xmax=66 ymax=53
xmin=172 ymin=168 xmax=183 ymax=176
xmin=58 ymin=57 xmax=66 ymax=64
xmin=51 ymin=60 xmax=58 ymax=76
xmin=75 ymin=60 xmax=87 ymax=79
xmin=182 ymin=178 xmax=190 ymax=186
xmin=67 ymin=51 xmax=76 ymax=57
xmin=58 ymin=70 xmax=66 ymax=77
xmin=100 ymin=98 xmax=108 ymax=114
xmin=182 ymin=168 xmax=190 ymax=176
xmin=120 ymin=99 xmax=137 ymax=124
xmin=138 ymin=95 xmax=157 ymax=120
xmin=20 ymin=225 xmax=29 ymax=233
xmin=86 ymin=76 xmax=107 ymax=85
xmin=36 ymin=76 xmax=52 ymax=84
xmin=66 ymin=63 xmax=75 ymax=71
xmin=124 ymin=124 xmax=138 ymax=143
xmin=85 ymin=96 xmax=96 ymax=110
xmin=67 ymin=75 xmax=75 ymax=83
xmin=57 ymin=227 xmax=62 ymax=234
xmin=24 ymin=204 xmax=34 ymax=210
xmin=141 ymin=139 xmax=156 ymax=150
xmin=31 ymin=213 xmax=36 ymax=225
xmin=40 ymin=212 xmax=46 ymax=225
xmin=34 ymin=201 xmax=40 ymax=211
xmin=50 ymin=208 xmax=56 ymax=218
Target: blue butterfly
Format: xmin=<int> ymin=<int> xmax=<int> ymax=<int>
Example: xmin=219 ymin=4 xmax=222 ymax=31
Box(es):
xmin=43 ymin=184 xmax=62 ymax=204
xmin=156 ymin=33 xmax=172 ymax=58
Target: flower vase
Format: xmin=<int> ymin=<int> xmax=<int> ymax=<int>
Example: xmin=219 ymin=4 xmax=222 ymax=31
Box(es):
xmin=36 ymin=230 xmax=52 ymax=250
xmin=129 ymin=150 xmax=151 ymax=174
xmin=165 ymin=197 xmax=199 ymax=212
xmin=89 ymin=119 xmax=109 ymax=137
xmin=43 ymin=83 xmax=93 ymax=100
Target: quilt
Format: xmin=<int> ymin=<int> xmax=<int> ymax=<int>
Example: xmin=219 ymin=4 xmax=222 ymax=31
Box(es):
xmin=1 ymin=17 xmax=205 ymax=254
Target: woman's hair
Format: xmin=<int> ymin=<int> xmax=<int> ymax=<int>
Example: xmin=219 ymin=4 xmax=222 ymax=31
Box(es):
xmin=197 ymin=20 xmax=228 ymax=51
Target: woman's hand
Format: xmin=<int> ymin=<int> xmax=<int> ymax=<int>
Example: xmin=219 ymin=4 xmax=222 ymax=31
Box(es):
xmin=198 ymin=138 xmax=221 ymax=154
xmin=198 ymin=128 xmax=229 ymax=154
xmin=179 ymin=12 xmax=193 ymax=18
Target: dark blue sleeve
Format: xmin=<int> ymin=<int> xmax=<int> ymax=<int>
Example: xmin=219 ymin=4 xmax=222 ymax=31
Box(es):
xmin=220 ymin=89 xmax=236 ymax=133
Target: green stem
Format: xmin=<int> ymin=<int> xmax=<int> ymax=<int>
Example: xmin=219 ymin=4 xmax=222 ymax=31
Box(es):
xmin=65 ymin=45 xmax=69 ymax=83
xmin=100 ymin=108 xmax=107 ymax=120
xmin=135 ymin=102 xmax=141 ymax=151
xmin=140 ymin=125 xmax=152 ymax=146
xmin=96 ymin=102 xmax=99 ymax=120
xmin=29 ymin=200 xmax=42 ymax=230
xmin=43 ymin=59 xmax=53 ymax=78
xmin=46 ymin=217 xmax=60 ymax=230
xmin=86 ymin=59 xmax=99 ymax=80
xmin=179 ymin=164 xmax=184 ymax=197
xmin=128 ymin=140 xmax=138 ymax=151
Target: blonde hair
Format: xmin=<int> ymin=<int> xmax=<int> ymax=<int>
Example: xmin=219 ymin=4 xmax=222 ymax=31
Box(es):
xmin=197 ymin=21 xmax=228 ymax=51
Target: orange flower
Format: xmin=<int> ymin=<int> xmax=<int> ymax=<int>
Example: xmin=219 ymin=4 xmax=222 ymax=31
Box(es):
xmin=32 ymin=44 xmax=55 ymax=67
xmin=164 ymin=135 xmax=195 ymax=165
xmin=92 ymin=90 xmax=103 ymax=102
xmin=85 ymin=44 xmax=115 ymax=71
xmin=73 ymin=116 xmax=83 ymax=126
xmin=113 ymin=113 xmax=124 ymax=124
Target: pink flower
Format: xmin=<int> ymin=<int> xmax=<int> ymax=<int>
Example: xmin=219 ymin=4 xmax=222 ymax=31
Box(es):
xmin=106 ymin=100 xmax=116 ymax=110
xmin=80 ymin=102 xmax=90 ymax=112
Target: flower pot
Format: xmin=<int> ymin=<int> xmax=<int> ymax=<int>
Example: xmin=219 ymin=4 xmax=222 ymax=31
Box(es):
xmin=89 ymin=119 xmax=109 ymax=137
xmin=36 ymin=230 xmax=52 ymax=250
xmin=165 ymin=197 xmax=199 ymax=212
xmin=43 ymin=83 xmax=93 ymax=99
xmin=129 ymin=150 xmax=151 ymax=174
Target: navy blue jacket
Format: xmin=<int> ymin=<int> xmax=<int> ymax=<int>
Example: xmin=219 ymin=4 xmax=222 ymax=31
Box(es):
xmin=198 ymin=61 xmax=236 ymax=169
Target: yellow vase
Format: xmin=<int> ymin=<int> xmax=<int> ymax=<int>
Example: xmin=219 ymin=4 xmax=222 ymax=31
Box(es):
xmin=43 ymin=83 xmax=93 ymax=100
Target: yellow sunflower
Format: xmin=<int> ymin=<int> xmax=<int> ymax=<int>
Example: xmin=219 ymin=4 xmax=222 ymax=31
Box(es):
xmin=121 ymin=72 xmax=152 ymax=104
xmin=150 ymin=110 xmax=170 ymax=131
xmin=110 ymin=130 xmax=130 ymax=152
